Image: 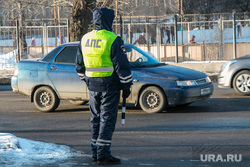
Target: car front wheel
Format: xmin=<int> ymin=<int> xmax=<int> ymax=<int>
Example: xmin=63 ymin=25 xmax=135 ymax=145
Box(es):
xmin=233 ymin=70 xmax=250 ymax=95
xmin=139 ymin=86 xmax=167 ymax=113
xmin=33 ymin=86 xmax=60 ymax=112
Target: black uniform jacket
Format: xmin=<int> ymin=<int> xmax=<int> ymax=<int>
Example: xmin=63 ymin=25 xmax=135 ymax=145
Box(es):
xmin=75 ymin=8 xmax=132 ymax=92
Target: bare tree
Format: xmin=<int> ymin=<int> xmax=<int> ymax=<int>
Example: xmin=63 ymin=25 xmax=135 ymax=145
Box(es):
xmin=69 ymin=0 xmax=114 ymax=42
xmin=1 ymin=0 xmax=249 ymax=46
xmin=0 ymin=0 xmax=73 ymax=25
xmin=69 ymin=0 xmax=96 ymax=42
xmin=183 ymin=0 xmax=250 ymax=14
xmin=0 ymin=0 xmax=73 ymax=60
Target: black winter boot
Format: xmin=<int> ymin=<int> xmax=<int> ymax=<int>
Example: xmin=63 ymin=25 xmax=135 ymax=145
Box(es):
xmin=97 ymin=156 xmax=121 ymax=165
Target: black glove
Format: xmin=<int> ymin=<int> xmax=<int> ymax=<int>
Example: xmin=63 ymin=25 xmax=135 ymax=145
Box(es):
xmin=122 ymin=89 xmax=131 ymax=98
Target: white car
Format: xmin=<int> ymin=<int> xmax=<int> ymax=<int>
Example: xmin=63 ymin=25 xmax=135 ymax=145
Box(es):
xmin=218 ymin=55 xmax=250 ymax=95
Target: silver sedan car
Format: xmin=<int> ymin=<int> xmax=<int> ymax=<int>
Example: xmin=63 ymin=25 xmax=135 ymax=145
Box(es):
xmin=218 ymin=55 xmax=250 ymax=95
xmin=11 ymin=42 xmax=213 ymax=113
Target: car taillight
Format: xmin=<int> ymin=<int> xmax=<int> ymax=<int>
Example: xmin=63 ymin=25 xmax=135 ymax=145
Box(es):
xmin=14 ymin=69 xmax=19 ymax=76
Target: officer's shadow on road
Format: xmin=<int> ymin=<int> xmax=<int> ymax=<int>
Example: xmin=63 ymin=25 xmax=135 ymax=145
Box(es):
xmin=55 ymin=103 xmax=139 ymax=113
xmin=165 ymin=97 xmax=250 ymax=113
xmin=55 ymin=104 xmax=90 ymax=113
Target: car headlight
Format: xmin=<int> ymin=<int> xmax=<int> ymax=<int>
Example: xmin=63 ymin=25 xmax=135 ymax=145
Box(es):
xmin=176 ymin=80 xmax=197 ymax=86
xmin=220 ymin=60 xmax=237 ymax=72
xmin=177 ymin=77 xmax=211 ymax=86
xmin=206 ymin=76 xmax=211 ymax=83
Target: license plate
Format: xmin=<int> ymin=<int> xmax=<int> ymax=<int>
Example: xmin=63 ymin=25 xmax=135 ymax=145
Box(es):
xmin=201 ymin=87 xmax=211 ymax=95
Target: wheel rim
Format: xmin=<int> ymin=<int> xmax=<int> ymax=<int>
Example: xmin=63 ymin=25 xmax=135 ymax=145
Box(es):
xmin=38 ymin=91 xmax=52 ymax=107
xmin=145 ymin=91 xmax=160 ymax=109
xmin=236 ymin=74 xmax=250 ymax=93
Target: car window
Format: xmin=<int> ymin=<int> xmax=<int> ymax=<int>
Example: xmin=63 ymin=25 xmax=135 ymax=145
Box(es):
xmin=42 ymin=46 xmax=62 ymax=62
xmin=125 ymin=45 xmax=162 ymax=67
xmin=126 ymin=47 xmax=148 ymax=62
xmin=54 ymin=46 xmax=78 ymax=64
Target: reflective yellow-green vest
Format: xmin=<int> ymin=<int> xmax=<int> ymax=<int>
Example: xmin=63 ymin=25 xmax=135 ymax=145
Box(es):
xmin=81 ymin=30 xmax=118 ymax=77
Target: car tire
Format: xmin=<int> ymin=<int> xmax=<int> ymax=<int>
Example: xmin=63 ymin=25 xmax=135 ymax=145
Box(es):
xmin=69 ymin=100 xmax=88 ymax=105
xmin=233 ymin=70 xmax=250 ymax=95
xmin=33 ymin=86 xmax=60 ymax=112
xmin=139 ymin=86 xmax=167 ymax=113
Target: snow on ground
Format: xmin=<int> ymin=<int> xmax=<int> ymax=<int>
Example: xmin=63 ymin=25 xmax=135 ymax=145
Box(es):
xmin=0 ymin=133 xmax=87 ymax=166
xmin=0 ymin=50 xmax=39 ymax=70
xmin=0 ymin=50 xmax=17 ymax=70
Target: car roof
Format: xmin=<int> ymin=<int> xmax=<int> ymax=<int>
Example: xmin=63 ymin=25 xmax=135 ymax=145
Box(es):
xmin=236 ymin=54 xmax=250 ymax=60
xmin=62 ymin=41 xmax=80 ymax=46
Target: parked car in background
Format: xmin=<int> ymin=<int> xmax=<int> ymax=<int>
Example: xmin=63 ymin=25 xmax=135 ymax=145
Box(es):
xmin=11 ymin=42 xmax=213 ymax=113
xmin=218 ymin=55 xmax=250 ymax=95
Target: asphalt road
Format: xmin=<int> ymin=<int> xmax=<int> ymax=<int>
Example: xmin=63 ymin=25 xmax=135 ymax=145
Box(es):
xmin=1 ymin=84 xmax=250 ymax=167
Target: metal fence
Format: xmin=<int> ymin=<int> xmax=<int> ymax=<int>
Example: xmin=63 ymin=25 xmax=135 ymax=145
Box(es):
xmin=1 ymin=13 xmax=250 ymax=70
xmin=115 ymin=12 xmax=250 ymax=62
xmin=0 ymin=19 xmax=69 ymax=70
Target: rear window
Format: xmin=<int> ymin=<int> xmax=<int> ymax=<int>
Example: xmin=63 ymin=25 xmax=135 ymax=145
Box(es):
xmin=54 ymin=46 xmax=78 ymax=64
xmin=42 ymin=46 xmax=62 ymax=62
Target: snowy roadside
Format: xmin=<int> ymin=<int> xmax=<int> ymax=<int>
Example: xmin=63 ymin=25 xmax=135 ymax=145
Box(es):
xmin=0 ymin=133 xmax=88 ymax=167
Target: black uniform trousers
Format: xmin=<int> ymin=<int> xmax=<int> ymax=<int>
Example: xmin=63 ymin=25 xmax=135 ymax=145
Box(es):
xmin=89 ymin=88 xmax=120 ymax=159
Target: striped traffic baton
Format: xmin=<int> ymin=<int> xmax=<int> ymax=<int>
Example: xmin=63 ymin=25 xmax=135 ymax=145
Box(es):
xmin=121 ymin=97 xmax=126 ymax=125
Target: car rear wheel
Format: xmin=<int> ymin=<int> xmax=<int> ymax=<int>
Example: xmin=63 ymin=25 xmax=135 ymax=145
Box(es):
xmin=233 ymin=70 xmax=250 ymax=95
xmin=69 ymin=100 xmax=88 ymax=105
xmin=139 ymin=86 xmax=167 ymax=113
xmin=34 ymin=86 xmax=60 ymax=112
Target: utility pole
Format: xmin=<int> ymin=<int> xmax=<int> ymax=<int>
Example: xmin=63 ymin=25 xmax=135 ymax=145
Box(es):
xmin=54 ymin=0 xmax=57 ymax=46
xmin=233 ymin=12 xmax=237 ymax=59
xmin=174 ymin=14 xmax=178 ymax=63
xmin=180 ymin=0 xmax=184 ymax=61
xmin=58 ymin=0 xmax=61 ymax=45
xmin=12 ymin=1 xmax=15 ymax=26
xmin=180 ymin=0 xmax=183 ymax=44
xmin=115 ymin=0 xmax=118 ymax=34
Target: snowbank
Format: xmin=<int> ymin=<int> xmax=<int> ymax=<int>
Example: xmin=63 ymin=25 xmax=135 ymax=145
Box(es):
xmin=0 ymin=133 xmax=86 ymax=166
xmin=0 ymin=50 xmax=17 ymax=70
xmin=0 ymin=50 xmax=39 ymax=70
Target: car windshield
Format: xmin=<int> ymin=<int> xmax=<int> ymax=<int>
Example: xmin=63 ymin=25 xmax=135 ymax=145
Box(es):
xmin=125 ymin=44 xmax=165 ymax=68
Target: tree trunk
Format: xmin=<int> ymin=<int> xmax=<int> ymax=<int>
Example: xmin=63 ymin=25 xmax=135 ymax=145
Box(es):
xmin=70 ymin=0 xmax=96 ymax=42
xmin=17 ymin=0 xmax=27 ymax=59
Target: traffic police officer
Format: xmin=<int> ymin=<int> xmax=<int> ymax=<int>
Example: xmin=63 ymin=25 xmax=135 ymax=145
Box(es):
xmin=75 ymin=8 xmax=132 ymax=165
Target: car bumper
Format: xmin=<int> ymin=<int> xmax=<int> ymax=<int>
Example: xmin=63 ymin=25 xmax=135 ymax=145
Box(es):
xmin=166 ymin=83 xmax=214 ymax=106
xmin=218 ymin=71 xmax=232 ymax=88
xmin=11 ymin=76 xmax=34 ymax=97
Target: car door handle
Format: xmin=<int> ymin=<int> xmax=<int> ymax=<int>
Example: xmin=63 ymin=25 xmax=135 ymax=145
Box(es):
xmin=50 ymin=66 xmax=57 ymax=70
